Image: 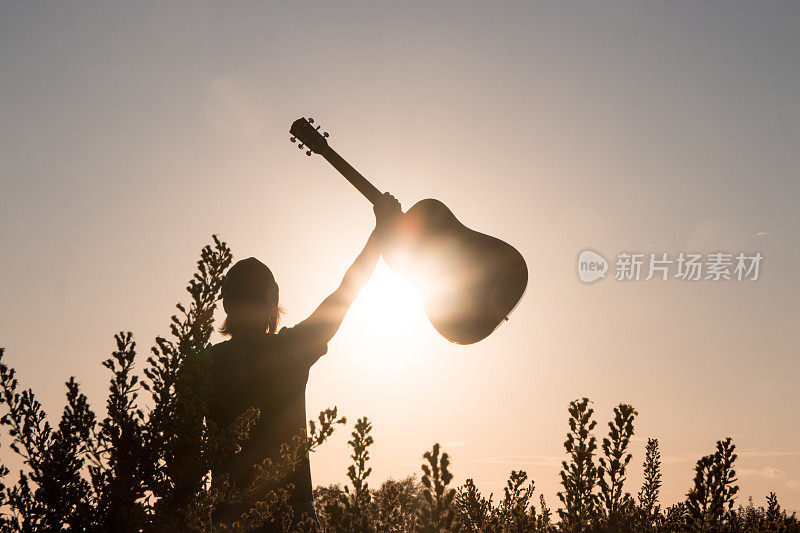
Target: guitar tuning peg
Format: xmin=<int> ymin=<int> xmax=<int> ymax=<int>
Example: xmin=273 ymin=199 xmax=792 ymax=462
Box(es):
xmin=323 ymin=132 xmax=329 ymax=138
xmin=298 ymin=143 xmax=304 ymax=149
xmin=306 ymin=150 xmax=312 ymax=156
xmin=290 ymin=137 xmax=296 ymax=143
xmin=308 ymin=117 xmax=314 ymax=124
xmin=315 ymin=125 xmax=321 ymax=130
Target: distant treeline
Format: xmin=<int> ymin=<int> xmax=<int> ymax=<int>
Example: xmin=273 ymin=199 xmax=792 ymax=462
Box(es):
xmin=0 ymin=236 xmax=796 ymax=532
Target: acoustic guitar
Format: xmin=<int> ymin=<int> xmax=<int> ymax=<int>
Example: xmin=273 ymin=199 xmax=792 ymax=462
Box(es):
xmin=290 ymin=117 xmax=528 ymax=345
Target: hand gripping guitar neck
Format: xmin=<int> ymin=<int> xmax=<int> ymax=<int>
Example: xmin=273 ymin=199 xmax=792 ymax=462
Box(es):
xmin=290 ymin=117 xmax=528 ymax=345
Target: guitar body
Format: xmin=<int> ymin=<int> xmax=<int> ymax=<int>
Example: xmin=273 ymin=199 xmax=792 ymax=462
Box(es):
xmin=289 ymin=117 xmax=528 ymax=344
xmin=386 ymin=199 xmax=528 ymax=345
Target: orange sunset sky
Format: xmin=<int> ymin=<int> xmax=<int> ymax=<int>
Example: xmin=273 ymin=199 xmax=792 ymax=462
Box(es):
xmin=1 ymin=2 xmax=799 ymax=512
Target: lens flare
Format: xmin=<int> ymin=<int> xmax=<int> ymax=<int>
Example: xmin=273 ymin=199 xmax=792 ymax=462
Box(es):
xmin=346 ymin=259 xmax=428 ymax=343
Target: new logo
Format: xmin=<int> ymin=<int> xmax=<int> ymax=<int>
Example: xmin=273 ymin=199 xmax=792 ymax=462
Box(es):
xmin=578 ymin=250 xmax=608 ymax=283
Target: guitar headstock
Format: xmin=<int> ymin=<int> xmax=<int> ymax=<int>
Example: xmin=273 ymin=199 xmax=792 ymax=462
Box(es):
xmin=290 ymin=117 xmax=330 ymax=156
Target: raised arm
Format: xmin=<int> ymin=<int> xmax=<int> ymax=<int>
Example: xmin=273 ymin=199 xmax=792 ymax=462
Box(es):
xmin=295 ymin=192 xmax=401 ymax=344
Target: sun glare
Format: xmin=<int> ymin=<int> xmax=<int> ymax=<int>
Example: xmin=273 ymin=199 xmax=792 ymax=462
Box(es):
xmin=345 ymin=259 xmax=430 ymax=344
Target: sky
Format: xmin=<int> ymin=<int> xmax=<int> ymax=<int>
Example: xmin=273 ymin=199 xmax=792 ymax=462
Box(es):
xmin=1 ymin=1 xmax=799 ymax=512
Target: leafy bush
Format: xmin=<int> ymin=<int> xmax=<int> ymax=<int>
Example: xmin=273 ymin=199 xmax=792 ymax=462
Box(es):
xmin=597 ymin=404 xmax=636 ymax=530
xmin=1 ymin=236 xmax=799 ymax=532
xmin=637 ymin=438 xmax=662 ymax=531
xmin=558 ymin=397 xmax=598 ymax=532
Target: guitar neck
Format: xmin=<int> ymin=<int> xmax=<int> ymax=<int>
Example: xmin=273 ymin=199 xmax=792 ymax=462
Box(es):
xmin=322 ymin=147 xmax=382 ymax=205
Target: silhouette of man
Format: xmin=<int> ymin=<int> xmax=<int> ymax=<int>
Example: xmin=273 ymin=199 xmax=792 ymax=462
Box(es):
xmin=207 ymin=192 xmax=401 ymax=529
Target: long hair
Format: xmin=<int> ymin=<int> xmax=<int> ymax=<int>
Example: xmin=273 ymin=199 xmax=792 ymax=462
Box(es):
xmin=218 ymin=304 xmax=285 ymax=337
xmin=219 ymin=257 xmax=284 ymax=338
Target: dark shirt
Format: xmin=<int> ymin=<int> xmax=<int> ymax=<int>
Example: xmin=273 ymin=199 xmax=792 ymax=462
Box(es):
xmin=207 ymin=323 xmax=328 ymax=504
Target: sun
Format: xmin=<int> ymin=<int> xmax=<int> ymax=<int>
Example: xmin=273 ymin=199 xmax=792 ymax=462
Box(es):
xmin=345 ymin=259 xmax=430 ymax=344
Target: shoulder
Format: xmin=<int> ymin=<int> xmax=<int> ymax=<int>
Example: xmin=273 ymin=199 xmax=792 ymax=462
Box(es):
xmin=193 ymin=340 xmax=246 ymax=373
xmin=275 ymin=325 xmax=303 ymax=350
xmin=211 ymin=338 xmax=257 ymax=357
xmin=276 ymin=325 xmax=296 ymax=338
xmin=208 ymin=339 xmax=232 ymax=357
xmin=276 ymin=323 xmax=329 ymax=361
xmin=276 ymin=324 xmax=323 ymax=345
